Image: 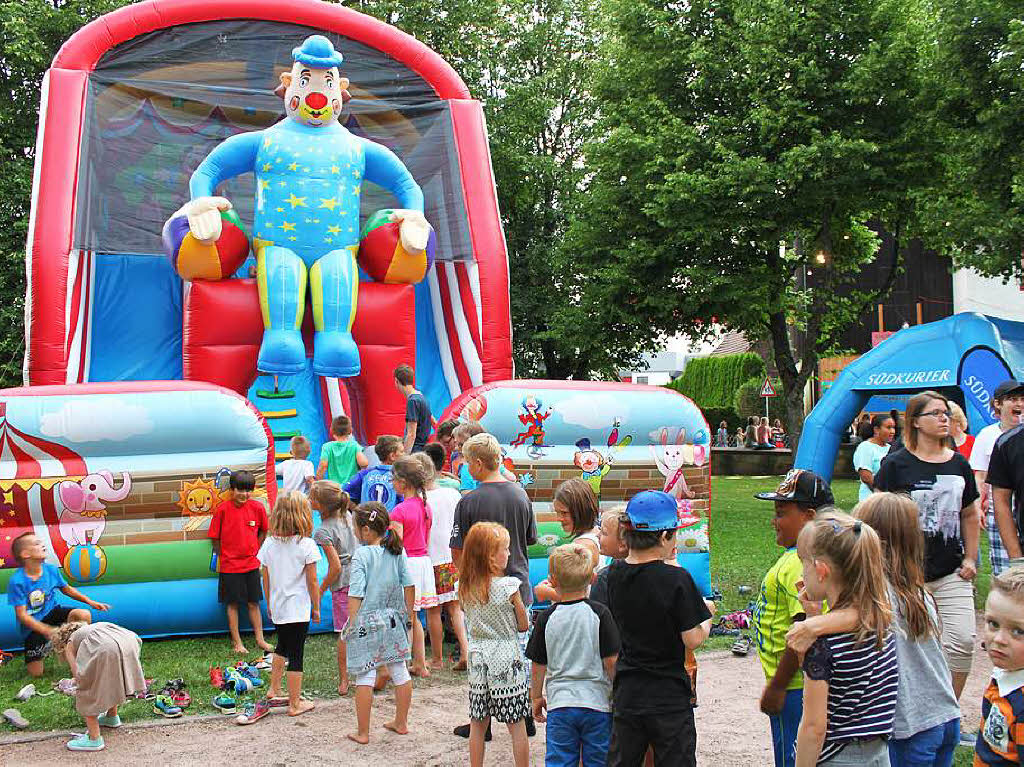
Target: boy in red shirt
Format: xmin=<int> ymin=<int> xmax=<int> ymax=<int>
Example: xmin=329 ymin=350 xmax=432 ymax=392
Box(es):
xmin=208 ymin=470 xmax=272 ymax=654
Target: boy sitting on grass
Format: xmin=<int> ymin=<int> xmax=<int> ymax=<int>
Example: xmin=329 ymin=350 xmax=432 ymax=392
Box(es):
xmin=7 ymin=532 xmax=109 ymax=677
xmin=752 ymin=469 xmax=833 ymax=767
xmin=527 ymin=543 xmax=620 ymax=767
xmin=604 ymin=490 xmax=713 ymax=766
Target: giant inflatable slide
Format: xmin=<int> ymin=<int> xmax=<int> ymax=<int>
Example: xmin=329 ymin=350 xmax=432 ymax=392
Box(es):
xmin=2 ymin=0 xmax=712 ymax=649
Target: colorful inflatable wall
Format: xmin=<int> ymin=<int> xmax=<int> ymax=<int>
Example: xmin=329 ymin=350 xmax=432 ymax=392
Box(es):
xmin=439 ymin=381 xmax=713 ymax=596
xmin=0 ymin=382 xmax=331 ymax=650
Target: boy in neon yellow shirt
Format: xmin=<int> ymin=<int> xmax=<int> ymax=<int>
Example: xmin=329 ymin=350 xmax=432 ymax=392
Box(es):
xmin=753 ymin=469 xmax=833 ymax=767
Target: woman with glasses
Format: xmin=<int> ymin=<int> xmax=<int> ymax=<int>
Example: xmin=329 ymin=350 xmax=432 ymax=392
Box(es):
xmin=873 ymin=390 xmax=980 ymax=701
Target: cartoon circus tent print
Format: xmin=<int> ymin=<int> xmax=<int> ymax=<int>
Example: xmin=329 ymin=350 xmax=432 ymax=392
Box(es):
xmin=0 ymin=403 xmax=87 ymax=570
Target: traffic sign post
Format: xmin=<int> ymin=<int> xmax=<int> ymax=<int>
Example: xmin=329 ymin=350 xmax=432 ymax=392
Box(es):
xmin=760 ymin=377 xmax=777 ymax=420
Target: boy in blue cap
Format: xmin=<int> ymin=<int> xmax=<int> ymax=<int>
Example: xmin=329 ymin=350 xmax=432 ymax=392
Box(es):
xmin=604 ymin=490 xmax=713 ymax=767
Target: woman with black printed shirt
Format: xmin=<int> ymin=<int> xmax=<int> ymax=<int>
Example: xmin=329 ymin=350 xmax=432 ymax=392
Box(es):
xmin=873 ymin=390 xmax=980 ymax=700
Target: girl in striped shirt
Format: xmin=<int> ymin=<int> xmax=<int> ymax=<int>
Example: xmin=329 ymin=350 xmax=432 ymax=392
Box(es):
xmin=794 ymin=512 xmax=898 ymax=766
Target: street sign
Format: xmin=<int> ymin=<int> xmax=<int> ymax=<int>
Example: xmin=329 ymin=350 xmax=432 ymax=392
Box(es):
xmin=760 ymin=377 xmax=777 ymax=398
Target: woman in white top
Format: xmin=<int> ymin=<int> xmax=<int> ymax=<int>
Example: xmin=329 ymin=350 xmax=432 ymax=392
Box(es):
xmin=533 ymin=479 xmax=600 ymax=603
xmin=969 ymin=380 xmax=1024 ymax=575
xmin=852 ymin=414 xmax=895 ymax=502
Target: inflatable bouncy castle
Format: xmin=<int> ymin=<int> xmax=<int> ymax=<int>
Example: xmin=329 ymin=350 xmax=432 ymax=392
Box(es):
xmin=2 ymin=0 xmax=713 ymax=648
xmin=439 ymin=381 xmax=713 ymax=597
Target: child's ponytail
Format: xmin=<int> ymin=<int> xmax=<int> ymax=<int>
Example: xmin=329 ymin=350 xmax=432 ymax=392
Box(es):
xmin=797 ymin=511 xmax=892 ymax=649
xmin=392 ymin=455 xmax=429 ymax=506
xmin=381 ymin=526 xmax=404 ymax=556
xmin=310 ymin=480 xmax=350 ymax=520
xmin=353 ymin=502 xmax=403 ymax=556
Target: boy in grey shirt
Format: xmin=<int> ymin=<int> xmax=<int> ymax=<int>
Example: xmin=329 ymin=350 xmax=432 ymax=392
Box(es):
xmin=526 ymin=543 xmax=620 ymax=767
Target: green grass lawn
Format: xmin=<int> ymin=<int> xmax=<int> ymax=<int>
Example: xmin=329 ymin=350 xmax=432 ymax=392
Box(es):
xmin=0 ymin=472 xmax=992 ymax=765
xmin=0 ymin=630 xmax=460 ymax=732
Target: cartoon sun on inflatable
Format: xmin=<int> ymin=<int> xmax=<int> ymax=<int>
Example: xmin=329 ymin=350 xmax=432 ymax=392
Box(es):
xmin=178 ymin=478 xmax=222 ymax=532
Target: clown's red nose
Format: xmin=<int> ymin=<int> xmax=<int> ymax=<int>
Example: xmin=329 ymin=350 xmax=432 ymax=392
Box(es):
xmin=305 ymin=92 xmax=328 ymax=109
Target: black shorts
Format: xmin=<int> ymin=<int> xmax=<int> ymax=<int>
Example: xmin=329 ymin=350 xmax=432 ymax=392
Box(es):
xmin=218 ymin=569 xmax=263 ymax=605
xmin=24 ymin=606 xmax=75 ymax=663
xmin=607 ymin=708 xmax=697 ymax=767
xmin=274 ymin=621 xmax=309 ymax=672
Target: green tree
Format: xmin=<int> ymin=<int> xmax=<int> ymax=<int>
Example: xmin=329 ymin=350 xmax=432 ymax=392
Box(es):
xmin=0 ymin=0 xmax=129 ymax=388
xmin=572 ymin=0 xmax=937 ymax=444
xmin=918 ymin=0 xmax=1024 ymax=278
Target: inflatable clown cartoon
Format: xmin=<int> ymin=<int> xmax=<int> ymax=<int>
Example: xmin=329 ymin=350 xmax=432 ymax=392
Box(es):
xmin=170 ymin=35 xmax=431 ymax=378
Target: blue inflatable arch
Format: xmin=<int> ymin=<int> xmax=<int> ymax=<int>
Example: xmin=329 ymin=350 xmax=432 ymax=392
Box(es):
xmin=795 ymin=313 xmax=1024 ymax=482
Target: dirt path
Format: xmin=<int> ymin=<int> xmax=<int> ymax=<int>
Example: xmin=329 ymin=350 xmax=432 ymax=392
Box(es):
xmin=1 ymin=641 xmax=994 ymax=765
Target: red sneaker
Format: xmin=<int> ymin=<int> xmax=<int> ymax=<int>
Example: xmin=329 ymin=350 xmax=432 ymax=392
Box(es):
xmin=209 ymin=666 xmax=224 ymax=689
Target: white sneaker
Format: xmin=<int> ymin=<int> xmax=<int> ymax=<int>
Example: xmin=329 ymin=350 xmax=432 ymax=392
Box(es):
xmin=15 ymin=684 xmax=36 ymax=701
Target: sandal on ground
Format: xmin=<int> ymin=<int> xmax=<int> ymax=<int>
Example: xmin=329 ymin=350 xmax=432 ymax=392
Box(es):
xmin=3 ymin=708 xmax=29 ymax=729
xmin=67 ymin=734 xmax=104 ymax=751
xmin=731 ymin=635 xmax=754 ymax=657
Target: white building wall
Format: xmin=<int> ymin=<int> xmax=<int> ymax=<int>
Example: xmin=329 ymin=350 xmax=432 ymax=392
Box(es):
xmin=953 ymin=268 xmax=1024 ymax=322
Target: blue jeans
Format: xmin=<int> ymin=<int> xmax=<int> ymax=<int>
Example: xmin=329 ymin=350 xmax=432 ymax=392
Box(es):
xmin=889 ymin=718 xmax=960 ymax=767
xmin=546 ymin=707 xmax=612 ymax=767
xmin=768 ymin=688 xmax=803 ymax=767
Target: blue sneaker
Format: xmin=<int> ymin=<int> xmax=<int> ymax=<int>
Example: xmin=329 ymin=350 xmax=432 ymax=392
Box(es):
xmin=67 ymin=734 xmax=105 ymax=751
xmin=238 ymin=664 xmax=263 ymax=684
xmin=212 ymin=693 xmax=237 ymax=714
xmin=153 ymin=695 xmax=182 ymax=719
xmin=97 ymin=714 xmax=121 ymax=728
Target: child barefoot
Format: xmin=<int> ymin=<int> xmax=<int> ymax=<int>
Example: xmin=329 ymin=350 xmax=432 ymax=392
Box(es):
xmin=251 ymin=492 xmax=321 ymax=722
xmin=310 ymin=481 xmax=358 ymax=695
xmin=345 ymin=502 xmax=415 ymax=744
xmin=459 ymin=522 xmax=531 ymax=767
xmin=51 ymin=621 xmax=145 ymax=752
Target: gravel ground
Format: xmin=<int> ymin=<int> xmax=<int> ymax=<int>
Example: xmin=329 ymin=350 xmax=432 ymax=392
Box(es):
xmin=1 ymin=637 xmax=993 ymax=766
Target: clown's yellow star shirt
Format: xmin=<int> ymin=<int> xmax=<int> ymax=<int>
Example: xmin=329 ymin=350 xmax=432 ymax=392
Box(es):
xmin=190 ymin=119 xmax=423 ymax=267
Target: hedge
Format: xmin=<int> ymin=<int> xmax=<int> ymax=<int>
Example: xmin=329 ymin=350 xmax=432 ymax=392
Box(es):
xmin=669 ymin=353 xmax=765 ymax=409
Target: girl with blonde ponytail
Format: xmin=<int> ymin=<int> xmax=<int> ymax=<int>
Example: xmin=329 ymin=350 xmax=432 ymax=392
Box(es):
xmin=793 ymin=511 xmax=898 ymax=766
xmin=390 ymin=455 xmax=436 ymax=677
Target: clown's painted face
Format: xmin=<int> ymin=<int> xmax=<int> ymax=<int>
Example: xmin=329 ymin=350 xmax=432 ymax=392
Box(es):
xmin=282 ymin=62 xmax=348 ymax=127
xmin=576 ymin=449 xmax=603 ymax=474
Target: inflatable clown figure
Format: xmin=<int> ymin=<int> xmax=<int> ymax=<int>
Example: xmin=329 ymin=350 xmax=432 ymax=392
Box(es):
xmin=173 ymin=35 xmax=431 ymax=378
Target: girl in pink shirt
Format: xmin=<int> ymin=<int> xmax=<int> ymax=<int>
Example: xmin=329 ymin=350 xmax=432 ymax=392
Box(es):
xmin=390 ymin=456 xmax=435 ymax=677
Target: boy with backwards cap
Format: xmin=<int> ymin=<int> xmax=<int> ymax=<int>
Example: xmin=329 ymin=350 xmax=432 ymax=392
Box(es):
xmin=753 ymin=469 xmax=834 ymax=767
xmin=603 ymin=490 xmax=713 ymax=767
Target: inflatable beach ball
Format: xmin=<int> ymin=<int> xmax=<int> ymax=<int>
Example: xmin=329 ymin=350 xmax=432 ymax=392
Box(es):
xmin=358 ymin=209 xmax=437 ymax=284
xmin=63 ymin=544 xmax=107 ymax=584
xmin=162 ymin=208 xmax=250 ymax=281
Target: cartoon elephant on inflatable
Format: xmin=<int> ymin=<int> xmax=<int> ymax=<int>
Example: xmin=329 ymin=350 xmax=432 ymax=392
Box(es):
xmin=171 ymin=34 xmax=431 ymax=379
xmin=57 ymin=471 xmax=132 ymax=546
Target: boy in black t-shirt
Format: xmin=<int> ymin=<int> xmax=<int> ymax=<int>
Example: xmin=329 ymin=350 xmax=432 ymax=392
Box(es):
xmin=605 ymin=491 xmax=713 ymax=767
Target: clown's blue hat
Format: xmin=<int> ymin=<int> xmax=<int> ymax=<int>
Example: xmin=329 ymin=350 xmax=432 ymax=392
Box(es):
xmin=292 ymin=35 xmax=344 ymax=69
xmin=575 ymin=438 xmax=592 ymax=451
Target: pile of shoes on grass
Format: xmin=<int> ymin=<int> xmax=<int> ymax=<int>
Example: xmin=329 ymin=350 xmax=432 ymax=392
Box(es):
xmin=208 ymin=654 xmax=283 ymax=725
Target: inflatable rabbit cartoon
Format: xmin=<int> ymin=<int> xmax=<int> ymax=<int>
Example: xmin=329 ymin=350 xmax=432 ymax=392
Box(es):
xmin=650 ymin=427 xmax=705 ymax=501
